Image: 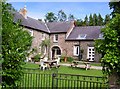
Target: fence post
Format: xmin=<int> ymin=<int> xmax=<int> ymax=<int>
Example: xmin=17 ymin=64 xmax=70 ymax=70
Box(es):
xmin=52 ymin=73 xmax=57 ymax=88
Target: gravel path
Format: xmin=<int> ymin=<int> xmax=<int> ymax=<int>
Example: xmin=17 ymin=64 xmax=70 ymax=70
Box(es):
xmin=35 ymin=62 xmax=102 ymax=70
xmin=60 ymin=63 xmax=102 ymax=70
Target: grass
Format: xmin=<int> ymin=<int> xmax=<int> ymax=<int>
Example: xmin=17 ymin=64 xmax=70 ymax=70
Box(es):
xmin=23 ymin=62 xmax=103 ymax=76
xmin=23 ymin=62 xmax=39 ymax=68
xmin=18 ymin=62 xmax=107 ymax=88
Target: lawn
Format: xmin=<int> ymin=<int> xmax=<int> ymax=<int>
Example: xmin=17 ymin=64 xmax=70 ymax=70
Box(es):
xmin=17 ymin=62 xmax=108 ymax=88
xmin=23 ymin=62 xmax=103 ymax=76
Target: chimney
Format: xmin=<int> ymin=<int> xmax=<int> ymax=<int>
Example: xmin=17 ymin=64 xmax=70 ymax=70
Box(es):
xmin=19 ymin=5 xmax=27 ymax=19
xmin=73 ymin=20 xmax=77 ymax=27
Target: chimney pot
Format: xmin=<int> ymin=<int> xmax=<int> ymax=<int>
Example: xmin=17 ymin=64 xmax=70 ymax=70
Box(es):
xmin=19 ymin=5 xmax=27 ymax=19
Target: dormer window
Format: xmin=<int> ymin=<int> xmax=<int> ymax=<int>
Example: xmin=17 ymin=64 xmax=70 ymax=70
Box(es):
xmin=77 ymin=34 xmax=87 ymax=39
xmin=54 ymin=34 xmax=58 ymax=42
xmin=98 ymin=33 xmax=104 ymax=39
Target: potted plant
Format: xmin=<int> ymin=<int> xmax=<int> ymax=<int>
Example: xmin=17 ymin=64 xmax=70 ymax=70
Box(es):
xmin=80 ymin=49 xmax=84 ymax=54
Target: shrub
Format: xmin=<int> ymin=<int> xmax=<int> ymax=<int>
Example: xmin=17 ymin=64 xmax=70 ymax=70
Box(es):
xmin=60 ymin=56 xmax=65 ymax=62
xmin=67 ymin=57 xmax=74 ymax=62
xmin=2 ymin=2 xmax=32 ymax=87
xmin=33 ymin=54 xmax=41 ymax=62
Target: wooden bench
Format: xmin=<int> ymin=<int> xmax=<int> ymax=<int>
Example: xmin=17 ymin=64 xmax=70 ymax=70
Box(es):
xmin=71 ymin=61 xmax=91 ymax=70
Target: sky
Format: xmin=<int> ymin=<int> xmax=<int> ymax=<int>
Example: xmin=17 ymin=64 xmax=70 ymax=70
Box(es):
xmin=9 ymin=2 xmax=112 ymax=21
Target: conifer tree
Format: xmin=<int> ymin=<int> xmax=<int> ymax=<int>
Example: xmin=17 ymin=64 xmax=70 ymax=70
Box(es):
xmin=89 ymin=14 xmax=93 ymax=26
xmin=93 ymin=13 xmax=98 ymax=26
xmin=98 ymin=13 xmax=103 ymax=26
xmin=84 ymin=15 xmax=89 ymax=26
xmin=104 ymin=14 xmax=111 ymax=24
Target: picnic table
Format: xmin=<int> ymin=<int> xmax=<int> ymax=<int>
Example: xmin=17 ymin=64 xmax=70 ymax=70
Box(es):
xmin=71 ymin=61 xmax=91 ymax=70
xmin=42 ymin=60 xmax=60 ymax=69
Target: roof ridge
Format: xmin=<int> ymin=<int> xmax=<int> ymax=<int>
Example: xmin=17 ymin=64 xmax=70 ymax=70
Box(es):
xmin=45 ymin=22 xmax=50 ymax=33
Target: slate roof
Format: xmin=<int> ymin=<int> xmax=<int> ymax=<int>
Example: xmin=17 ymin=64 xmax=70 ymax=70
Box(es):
xmin=13 ymin=12 xmax=49 ymax=33
xmin=13 ymin=12 xmax=103 ymax=40
xmin=66 ymin=26 xmax=103 ymax=40
xmin=46 ymin=22 xmax=72 ymax=33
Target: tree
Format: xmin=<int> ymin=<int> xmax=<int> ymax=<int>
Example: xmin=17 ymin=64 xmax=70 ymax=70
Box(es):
xmin=68 ymin=14 xmax=75 ymax=21
xmin=58 ymin=10 xmax=67 ymax=22
xmin=38 ymin=19 xmax=42 ymax=22
xmin=93 ymin=13 xmax=98 ymax=26
xmin=6 ymin=3 xmax=16 ymax=12
xmin=75 ymin=19 xmax=84 ymax=26
xmin=84 ymin=15 xmax=89 ymax=26
xmin=89 ymin=14 xmax=93 ymax=26
xmin=109 ymin=1 xmax=120 ymax=17
xmin=45 ymin=12 xmax=57 ymax=22
xmin=98 ymin=13 xmax=103 ymax=26
xmin=95 ymin=14 xmax=120 ymax=82
xmin=104 ymin=14 xmax=111 ymax=25
xmin=40 ymin=38 xmax=50 ymax=58
xmin=2 ymin=2 xmax=32 ymax=87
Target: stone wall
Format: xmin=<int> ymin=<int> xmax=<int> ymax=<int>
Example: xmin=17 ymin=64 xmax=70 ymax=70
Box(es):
xmin=49 ymin=33 xmax=101 ymax=62
xmin=24 ymin=28 xmax=49 ymax=57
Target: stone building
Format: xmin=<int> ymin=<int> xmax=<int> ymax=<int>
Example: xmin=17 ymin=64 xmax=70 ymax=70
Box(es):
xmin=13 ymin=6 xmax=103 ymax=62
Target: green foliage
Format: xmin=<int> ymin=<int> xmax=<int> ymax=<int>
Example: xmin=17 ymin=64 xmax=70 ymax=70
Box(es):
xmin=75 ymin=19 xmax=84 ymax=26
xmin=45 ymin=12 xmax=57 ymax=22
xmin=104 ymin=14 xmax=111 ymax=24
xmin=40 ymin=38 xmax=50 ymax=47
xmin=2 ymin=2 xmax=32 ymax=87
xmin=109 ymin=1 xmax=120 ymax=17
xmin=93 ymin=13 xmax=98 ymax=26
xmin=58 ymin=10 xmax=67 ymax=22
xmin=95 ymin=14 xmax=120 ymax=76
xmin=84 ymin=15 xmax=89 ymax=26
xmin=97 ymin=13 xmax=104 ymax=26
xmin=68 ymin=14 xmax=75 ymax=21
xmin=33 ymin=54 xmax=41 ymax=62
xmin=60 ymin=56 xmax=64 ymax=62
xmin=67 ymin=57 xmax=74 ymax=62
xmin=89 ymin=14 xmax=93 ymax=26
xmin=40 ymin=38 xmax=50 ymax=56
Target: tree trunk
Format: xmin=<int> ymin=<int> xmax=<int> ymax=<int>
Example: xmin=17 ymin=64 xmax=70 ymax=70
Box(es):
xmin=109 ymin=72 xmax=120 ymax=89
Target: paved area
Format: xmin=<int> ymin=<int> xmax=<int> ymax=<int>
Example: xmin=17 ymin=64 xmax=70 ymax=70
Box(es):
xmin=59 ymin=63 xmax=102 ymax=70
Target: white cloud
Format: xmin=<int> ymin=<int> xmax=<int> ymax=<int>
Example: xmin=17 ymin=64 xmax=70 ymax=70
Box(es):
xmin=28 ymin=12 xmax=45 ymax=20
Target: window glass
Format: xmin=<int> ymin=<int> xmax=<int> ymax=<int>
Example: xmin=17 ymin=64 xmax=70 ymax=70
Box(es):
xmin=73 ymin=45 xmax=79 ymax=56
xmin=54 ymin=34 xmax=58 ymax=42
xmin=87 ymin=47 xmax=95 ymax=61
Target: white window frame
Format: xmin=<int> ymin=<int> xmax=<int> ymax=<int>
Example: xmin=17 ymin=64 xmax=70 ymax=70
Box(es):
xmin=41 ymin=33 xmax=45 ymax=40
xmin=98 ymin=33 xmax=104 ymax=39
xmin=73 ymin=45 xmax=79 ymax=56
xmin=29 ymin=30 xmax=33 ymax=36
xmin=53 ymin=34 xmax=58 ymax=42
xmin=87 ymin=47 xmax=95 ymax=61
xmin=77 ymin=34 xmax=87 ymax=39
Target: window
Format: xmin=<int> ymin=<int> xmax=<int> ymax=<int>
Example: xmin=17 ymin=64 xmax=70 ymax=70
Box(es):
xmin=77 ymin=34 xmax=87 ymax=39
xmin=73 ymin=45 xmax=79 ymax=56
xmin=98 ymin=33 xmax=104 ymax=39
xmin=87 ymin=47 xmax=95 ymax=61
xmin=41 ymin=33 xmax=45 ymax=40
xmin=54 ymin=34 xmax=58 ymax=42
xmin=29 ymin=30 xmax=33 ymax=36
